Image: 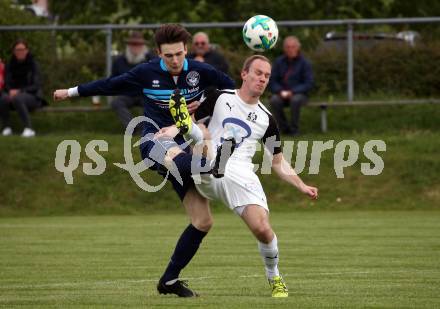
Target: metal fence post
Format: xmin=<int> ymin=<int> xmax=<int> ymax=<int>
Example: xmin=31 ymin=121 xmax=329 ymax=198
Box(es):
xmin=1 ymin=17 xmax=439 ymax=106
xmin=105 ymin=26 xmax=112 ymax=104
xmin=320 ymin=105 xmax=328 ymax=133
xmin=347 ymin=23 xmax=354 ymax=102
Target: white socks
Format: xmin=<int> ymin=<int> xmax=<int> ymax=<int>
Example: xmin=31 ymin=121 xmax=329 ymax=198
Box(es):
xmin=258 ymin=234 xmax=280 ymax=280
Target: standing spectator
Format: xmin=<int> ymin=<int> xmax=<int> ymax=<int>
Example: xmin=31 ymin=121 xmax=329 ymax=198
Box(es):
xmin=111 ymin=31 xmax=155 ymax=133
xmin=0 ymin=39 xmax=47 ymax=137
xmin=188 ymin=32 xmax=230 ymax=74
xmin=269 ymin=36 xmax=314 ymax=135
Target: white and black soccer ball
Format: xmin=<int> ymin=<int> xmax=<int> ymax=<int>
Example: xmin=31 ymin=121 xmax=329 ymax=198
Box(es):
xmin=242 ymin=15 xmax=279 ymax=52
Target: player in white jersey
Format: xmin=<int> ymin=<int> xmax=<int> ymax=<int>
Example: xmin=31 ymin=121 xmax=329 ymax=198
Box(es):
xmin=192 ymin=86 xmax=281 ymax=214
xmin=157 ymin=55 xmax=318 ymax=297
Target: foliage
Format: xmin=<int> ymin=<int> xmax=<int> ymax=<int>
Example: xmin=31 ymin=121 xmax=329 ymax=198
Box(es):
xmin=0 ymin=1 xmax=52 ymax=61
xmin=221 ymin=42 xmax=440 ymax=98
xmin=310 ymin=42 xmax=440 ymax=97
xmin=45 ymin=0 xmax=440 ymax=53
xmin=3 ymin=1 xmax=440 ymax=99
xmin=46 ymin=0 xmax=440 ymax=24
xmin=45 ymin=40 xmax=106 ymax=97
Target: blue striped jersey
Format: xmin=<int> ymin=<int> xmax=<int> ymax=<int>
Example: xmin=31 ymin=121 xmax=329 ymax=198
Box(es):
xmin=77 ymin=57 xmax=235 ymax=133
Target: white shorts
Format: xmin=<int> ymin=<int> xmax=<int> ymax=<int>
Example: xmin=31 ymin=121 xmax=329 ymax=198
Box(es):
xmin=194 ymin=161 xmax=269 ymax=215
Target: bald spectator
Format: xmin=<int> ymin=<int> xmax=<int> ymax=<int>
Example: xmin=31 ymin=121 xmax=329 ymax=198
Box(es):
xmin=269 ymin=36 xmax=314 ymax=136
xmin=188 ymin=32 xmax=229 ymax=74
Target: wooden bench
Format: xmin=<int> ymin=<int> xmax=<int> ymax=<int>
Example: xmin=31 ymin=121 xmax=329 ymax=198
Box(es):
xmin=39 ymin=105 xmax=111 ymax=113
xmin=38 ymin=99 xmax=440 ymax=132
xmin=307 ymin=99 xmax=440 ymax=132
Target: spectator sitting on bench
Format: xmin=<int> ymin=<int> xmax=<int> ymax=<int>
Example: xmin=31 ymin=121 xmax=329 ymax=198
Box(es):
xmin=110 ymin=31 xmax=155 ymax=134
xmin=0 ymin=39 xmax=47 ymax=137
xmin=269 ymin=36 xmax=314 ymax=136
xmin=188 ymin=32 xmax=230 ymax=74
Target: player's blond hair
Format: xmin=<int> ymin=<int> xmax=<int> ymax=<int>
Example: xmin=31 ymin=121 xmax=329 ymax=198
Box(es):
xmin=242 ymin=55 xmax=271 ymax=72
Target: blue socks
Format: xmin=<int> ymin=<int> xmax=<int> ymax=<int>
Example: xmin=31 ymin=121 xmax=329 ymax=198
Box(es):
xmin=172 ymin=152 xmax=210 ymax=176
xmin=160 ymin=224 xmax=208 ymax=284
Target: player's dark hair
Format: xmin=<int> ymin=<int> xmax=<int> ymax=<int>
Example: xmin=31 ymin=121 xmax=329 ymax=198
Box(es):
xmin=242 ymin=55 xmax=271 ymax=72
xmin=154 ymin=24 xmax=191 ymax=51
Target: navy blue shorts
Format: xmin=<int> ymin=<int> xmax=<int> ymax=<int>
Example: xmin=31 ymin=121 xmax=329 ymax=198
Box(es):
xmin=139 ymin=135 xmax=194 ymax=201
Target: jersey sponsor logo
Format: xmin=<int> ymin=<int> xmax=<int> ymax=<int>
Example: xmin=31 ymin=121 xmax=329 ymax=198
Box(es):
xmin=152 ymin=80 xmax=160 ymax=87
xmin=143 ymin=87 xmax=201 ymax=102
xmin=186 ymin=71 xmax=200 ymax=87
xmin=247 ymin=112 xmax=258 ymax=123
xmin=184 ymin=86 xmax=200 ymax=94
xmin=221 ymin=117 xmax=252 ymax=147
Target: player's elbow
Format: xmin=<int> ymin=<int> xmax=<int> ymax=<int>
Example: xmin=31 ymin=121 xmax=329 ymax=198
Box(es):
xmin=271 ymin=162 xmax=284 ymax=176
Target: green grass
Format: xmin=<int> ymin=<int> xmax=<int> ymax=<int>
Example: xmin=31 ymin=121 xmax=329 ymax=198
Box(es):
xmin=1 ymin=211 xmax=439 ymax=308
xmin=5 ymin=99 xmax=440 ymax=135
xmin=0 ymin=102 xmax=439 ymax=215
xmin=0 ymin=130 xmax=439 ymax=216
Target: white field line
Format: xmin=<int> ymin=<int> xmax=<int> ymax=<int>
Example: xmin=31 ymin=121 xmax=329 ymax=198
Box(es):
xmin=1 ymin=270 xmax=434 ymax=290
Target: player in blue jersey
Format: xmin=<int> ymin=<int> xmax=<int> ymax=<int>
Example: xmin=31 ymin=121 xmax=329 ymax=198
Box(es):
xmin=53 ymin=24 xmax=235 ymax=297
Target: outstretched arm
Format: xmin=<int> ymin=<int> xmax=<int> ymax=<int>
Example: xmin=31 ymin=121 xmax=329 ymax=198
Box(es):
xmin=271 ymin=152 xmax=318 ymax=199
xmin=53 ymin=64 xmax=145 ymax=102
xmin=53 ymin=88 xmax=76 ymax=101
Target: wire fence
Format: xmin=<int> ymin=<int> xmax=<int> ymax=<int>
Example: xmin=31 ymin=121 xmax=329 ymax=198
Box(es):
xmin=1 ymin=17 xmax=440 ymax=102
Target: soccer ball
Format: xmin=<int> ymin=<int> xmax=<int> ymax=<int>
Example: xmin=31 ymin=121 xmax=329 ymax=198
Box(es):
xmin=242 ymin=15 xmax=279 ymax=52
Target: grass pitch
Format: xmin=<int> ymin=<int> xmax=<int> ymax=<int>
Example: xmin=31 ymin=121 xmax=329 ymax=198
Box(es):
xmin=1 ymin=130 xmax=439 ymax=216
xmin=1 ymin=211 xmax=439 ymax=308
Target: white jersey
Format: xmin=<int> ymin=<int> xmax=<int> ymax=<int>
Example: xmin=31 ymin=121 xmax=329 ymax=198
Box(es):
xmin=194 ymin=89 xmax=282 ymax=213
xmin=195 ymin=89 xmax=281 ymax=164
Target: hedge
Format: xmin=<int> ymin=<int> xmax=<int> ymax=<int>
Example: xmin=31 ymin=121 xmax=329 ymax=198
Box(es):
xmin=1 ymin=3 xmax=439 ymax=100
xmin=310 ymin=42 xmax=440 ymax=98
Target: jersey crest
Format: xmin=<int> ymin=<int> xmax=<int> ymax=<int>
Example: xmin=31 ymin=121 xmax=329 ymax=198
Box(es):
xmin=186 ymin=71 xmax=200 ymax=86
xmin=247 ymin=112 xmax=258 ymax=123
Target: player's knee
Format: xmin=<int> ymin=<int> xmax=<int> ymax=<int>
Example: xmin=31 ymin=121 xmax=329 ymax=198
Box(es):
xmin=11 ymin=94 xmax=25 ymax=106
xmin=163 ymin=156 xmax=173 ymax=169
xmin=192 ymin=215 xmax=213 ymax=232
xmin=166 ymin=146 xmax=183 ymax=160
xmin=253 ymin=224 xmax=273 ymax=243
xmin=163 ymin=147 xmax=184 ymax=169
xmin=290 ymin=94 xmax=306 ymax=106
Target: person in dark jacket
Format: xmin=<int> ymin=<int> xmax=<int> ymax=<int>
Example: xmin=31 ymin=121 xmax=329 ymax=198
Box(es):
xmin=110 ymin=31 xmax=155 ymax=133
xmin=188 ymin=32 xmax=229 ymax=74
xmin=269 ymin=36 xmax=314 ymax=135
xmin=0 ymin=39 xmax=46 ymax=137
